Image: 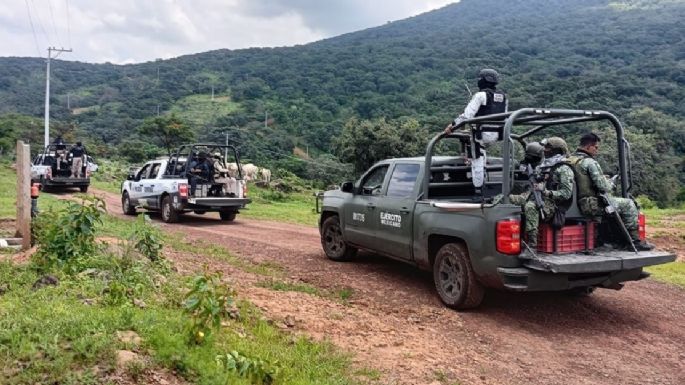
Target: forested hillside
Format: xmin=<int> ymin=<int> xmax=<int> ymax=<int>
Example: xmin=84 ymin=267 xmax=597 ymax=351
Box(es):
xmin=0 ymin=0 xmax=683 ymax=204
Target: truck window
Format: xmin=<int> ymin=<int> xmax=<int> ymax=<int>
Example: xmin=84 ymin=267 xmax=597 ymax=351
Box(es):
xmin=386 ymin=163 xmax=420 ymax=198
xmin=138 ymin=164 xmax=151 ymax=180
xmin=148 ymin=163 xmax=162 ymax=179
xmin=361 ymin=165 xmax=389 ymax=196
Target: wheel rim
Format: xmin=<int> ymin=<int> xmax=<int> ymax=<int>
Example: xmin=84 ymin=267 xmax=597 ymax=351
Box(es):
xmin=323 ymin=223 xmax=344 ymax=256
xmin=438 ymin=253 xmax=465 ymax=300
xmin=122 ymin=195 xmax=130 ymax=210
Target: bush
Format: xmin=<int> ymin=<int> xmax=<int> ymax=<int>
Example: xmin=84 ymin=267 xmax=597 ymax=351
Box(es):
xmin=130 ymin=214 xmax=163 ymax=262
xmin=183 ymin=269 xmax=236 ymax=344
xmin=32 ymin=196 xmax=106 ymax=273
xmin=635 ymin=195 xmax=657 ymax=210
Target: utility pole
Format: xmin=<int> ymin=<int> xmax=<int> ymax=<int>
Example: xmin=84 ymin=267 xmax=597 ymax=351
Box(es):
xmin=264 ymin=111 xmax=268 ymax=128
xmin=66 ymin=93 xmax=70 ymax=110
xmin=211 ymin=85 xmax=215 ymax=101
xmin=44 ymin=47 xmax=72 ymax=146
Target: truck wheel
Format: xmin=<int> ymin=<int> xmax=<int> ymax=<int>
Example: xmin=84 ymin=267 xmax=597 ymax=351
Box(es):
xmin=79 ymin=185 xmax=89 ymax=193
xmin=433 ymin=243 xmax=484 ymax=309
xmin=161 ymin=196 xmax=180 ymax=223
xmin=121 ymin=192 xmax=137 ymax=215
xmin=321 ymin=215 xmax=356 ymax=261
xmin=219 ymin=211 xmax=236 ymax=221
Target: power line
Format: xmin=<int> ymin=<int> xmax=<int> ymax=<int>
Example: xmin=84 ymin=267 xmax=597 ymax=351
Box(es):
xmin=47 ymin=0 xmax=63 ymax=47
xmin=65 ymin=0 xmax=71 ymax=48
xmin=29 ymin=0 xmax=52 ymax=46
xmin=24 ymin=0 xmax=42 ymax=57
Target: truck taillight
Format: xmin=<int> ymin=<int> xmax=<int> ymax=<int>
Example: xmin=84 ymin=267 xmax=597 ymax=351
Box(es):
xmin=47 ymin=168 xmax=52 ymax=179
xmin=496 ymin=218 xmax=521 ymax=255
xmin=242 ymin=182 xmax=247 ymax=197
xmin=179 ymin=183 xmax=188 ymax=198
xmin=638 ymin=213 xmax=646 ymax=241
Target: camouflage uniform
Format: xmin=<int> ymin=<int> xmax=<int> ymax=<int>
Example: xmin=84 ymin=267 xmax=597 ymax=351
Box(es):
xmin=566 ymin=150 xmax=638 ymax=232
xmin=509 ymin=158 xmax=575 ymax=246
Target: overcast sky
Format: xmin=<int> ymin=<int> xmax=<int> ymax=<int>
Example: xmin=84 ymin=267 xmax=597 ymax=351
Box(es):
xmin=2 ymin=0 xmax=455 ymax=64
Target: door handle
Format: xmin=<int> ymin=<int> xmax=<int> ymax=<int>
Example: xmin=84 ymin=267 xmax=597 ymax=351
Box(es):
xmin=400 ymin=210 xmax=410 ymax=215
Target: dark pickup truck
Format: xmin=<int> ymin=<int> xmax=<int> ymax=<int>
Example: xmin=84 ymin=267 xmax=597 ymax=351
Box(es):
xmin=318 ymin=108 xmax=675 ymax=309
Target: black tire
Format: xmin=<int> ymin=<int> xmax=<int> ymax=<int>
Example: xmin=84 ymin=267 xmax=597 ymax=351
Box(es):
xmin=79 ymin=185 xmax=89 ymax=193
xmin=194 ymin=210 xmax=207 ymax=215
xmin=219 ymin=211 xmax=236 ymax=221
xmin=433 ymin=243 xmax=485 ymax=310
xmin=121 ymin=192 xmax=137 ymax=215
xmin=161 ymin=195 xmax=180 ymax=223
xmin=320 ymin=215 xmax=357 ymax=261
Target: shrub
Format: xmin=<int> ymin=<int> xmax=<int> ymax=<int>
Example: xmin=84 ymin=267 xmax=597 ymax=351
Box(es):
xmin=130 ymin=214 xmax=163 ymax=262
xmin=32 ymin=196 xmax=106 ymax=273
xmin=635 ymin=195 xmax=657 ymax=210
xmin=216 ymin=351 xmax=278 ymax=385
xmin=183 ymin=269 xmax=236 ymax=344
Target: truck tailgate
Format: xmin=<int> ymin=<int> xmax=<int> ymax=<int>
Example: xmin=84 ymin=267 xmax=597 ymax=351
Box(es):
xmin=523 ymin=251 xmax=676 ymax=274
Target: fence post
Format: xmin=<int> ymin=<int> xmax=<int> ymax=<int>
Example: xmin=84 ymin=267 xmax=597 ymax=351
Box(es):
xmin=15 ymin=141 xmax=31 ymax=250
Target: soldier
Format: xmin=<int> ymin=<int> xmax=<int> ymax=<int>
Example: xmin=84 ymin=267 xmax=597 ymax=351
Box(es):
xmin=69 ymin=141 xmax=86 ymax=178
xmin=510 ymin=137 xmax=575 ymax=255
xmin=211 ymin=152 xmax=237 ymax=196
xmin=188 ymin=152 xmax=211 ymax=196
xmin=443 ymin=68 xmax=508 ymax=189
xmin=566 ymin=133 xmax=654 ymax=251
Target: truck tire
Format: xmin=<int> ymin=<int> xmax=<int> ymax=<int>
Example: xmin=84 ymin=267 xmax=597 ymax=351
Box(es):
xmin=79 ymin=185 xmax=89 ymax=193
xmin=433 ymin=243 xmax=484 ymax=310
xmin=321 ymin=215 xmax=357 ymax=261
xmin=219 ymin=211 xmax=236 ymax=221
xmin=161 ymin=195 xmax=180 ymax=223
xmin=121 ymin=192 xmax=137 ymax=215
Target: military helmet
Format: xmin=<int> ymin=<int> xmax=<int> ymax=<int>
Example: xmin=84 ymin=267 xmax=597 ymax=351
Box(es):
xmin=524 ymin=141 xmax=544 ymax=159
xmin=478 ymin=68 xmax=500 ymax=84
xmin=543 ymin=136 xmax=569 ymax=155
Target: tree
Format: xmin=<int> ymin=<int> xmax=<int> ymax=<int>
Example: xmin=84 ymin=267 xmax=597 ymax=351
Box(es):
xmin=333 ymin=117 xmax=428 ymax=174
xmin=137 ymin=114 xmax=195 ymax=155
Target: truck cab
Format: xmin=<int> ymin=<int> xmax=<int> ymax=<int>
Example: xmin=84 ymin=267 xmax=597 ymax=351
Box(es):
xmin=319 ymin=108 xmax=675 ymax=309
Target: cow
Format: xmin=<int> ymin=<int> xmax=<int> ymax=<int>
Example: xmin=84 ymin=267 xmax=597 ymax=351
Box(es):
xmin=226 ymin=162 xmax=239 ymax=178
xmin=259 ymin=167 xmax=272 ymax=183
xmin=242 ymin=163 xmax=259 ymax=181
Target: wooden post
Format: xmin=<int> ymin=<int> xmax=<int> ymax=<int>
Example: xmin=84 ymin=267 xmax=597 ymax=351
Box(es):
xmin=15 ymin=141 xmax=31 ymax=250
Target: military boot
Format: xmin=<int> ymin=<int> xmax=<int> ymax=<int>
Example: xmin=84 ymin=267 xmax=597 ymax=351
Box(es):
xmin=629 ymin=230 xmax=655 ymax=251
xmin=519 ymin=231 xmax=538 ymax=259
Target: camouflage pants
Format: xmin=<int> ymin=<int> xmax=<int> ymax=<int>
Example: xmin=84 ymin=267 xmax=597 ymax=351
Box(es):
xmin=578 ymin=196 xmax=638 ymax=231
xmin=509 ymin=192 xmax=556 ymax=245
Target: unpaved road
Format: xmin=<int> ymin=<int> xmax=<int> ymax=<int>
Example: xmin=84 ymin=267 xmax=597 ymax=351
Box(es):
xmin=89 ymin=189 xmax=685 ymax=385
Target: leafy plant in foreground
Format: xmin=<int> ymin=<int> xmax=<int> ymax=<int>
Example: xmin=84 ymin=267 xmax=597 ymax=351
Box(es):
xmin=32 ymin=195 xmax=106 ymax=273
xmin=130 ymin=214 xmax=164 ymax=261
xmin=183 ymin=269 xmax=236 ymax=344
xmin=216 ymin=350 xmax=278 ymax=385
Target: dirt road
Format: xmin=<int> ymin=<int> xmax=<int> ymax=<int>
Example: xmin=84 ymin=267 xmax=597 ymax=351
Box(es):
xmin=92 ymin=189 xmax=685 ymax=385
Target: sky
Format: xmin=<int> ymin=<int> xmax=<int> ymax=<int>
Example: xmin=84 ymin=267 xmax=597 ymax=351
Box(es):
xmin=2 ymin=0 xmax=455 ymax=64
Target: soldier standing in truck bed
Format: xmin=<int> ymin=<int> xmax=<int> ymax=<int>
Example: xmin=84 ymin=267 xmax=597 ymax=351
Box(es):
xmin=69 ymin=141 xmax=86 ymax=178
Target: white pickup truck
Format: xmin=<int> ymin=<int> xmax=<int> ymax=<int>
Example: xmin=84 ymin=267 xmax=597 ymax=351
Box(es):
xmin=120 ymin=144 xmax=250 ymax=223
xmin=31 ymin=143 xmax=94 ymax=192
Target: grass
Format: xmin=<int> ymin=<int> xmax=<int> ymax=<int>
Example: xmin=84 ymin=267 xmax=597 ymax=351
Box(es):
xmin=170 ymin=94 xmax=240 ymax=127
xmin=256 ymin=278 xmax=321 ymax=296
xmin=242 ymin=186 xmax=320 ymax=227
xmin=646 ymin=262 xmax=685 ymax=288
xmin=0 ymin=196 xmax=369 ymax=385
xmin=0 ymin=162 xmax=18 ymax=219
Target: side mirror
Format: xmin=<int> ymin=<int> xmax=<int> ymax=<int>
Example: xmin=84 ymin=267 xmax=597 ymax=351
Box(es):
xmin=340 ymin=181 xmax=354 ymax=193
xmin=127 ymin=173 xmax=136 ymax=181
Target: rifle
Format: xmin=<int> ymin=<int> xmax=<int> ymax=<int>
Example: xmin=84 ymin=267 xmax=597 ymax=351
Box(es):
xmin=599 ymin=193 xmax=638 ymax=253
xmin=526 ymin=164 xmax=546 ymax=221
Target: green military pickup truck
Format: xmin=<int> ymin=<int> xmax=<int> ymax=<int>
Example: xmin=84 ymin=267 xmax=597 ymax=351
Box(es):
xmin=318 ymin=108 xmax=675 ymax=309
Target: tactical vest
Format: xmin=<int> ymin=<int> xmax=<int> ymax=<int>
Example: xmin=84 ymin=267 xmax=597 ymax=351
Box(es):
xmin=564 ymin=154 xmax=595 ymax=199
xmin=475 ymin=89 xmax=507 ymax=117
xmin=540 ymin=162 xmax=573 ymax=208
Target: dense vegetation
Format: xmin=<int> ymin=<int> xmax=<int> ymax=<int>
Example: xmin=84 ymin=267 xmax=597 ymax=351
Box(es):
xmin=0 ymin=0 xmax=683 ymax=204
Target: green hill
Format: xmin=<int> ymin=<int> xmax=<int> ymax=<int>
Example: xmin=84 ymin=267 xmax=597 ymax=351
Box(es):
xmin=0 ymin=0 xmax=684 ymax=203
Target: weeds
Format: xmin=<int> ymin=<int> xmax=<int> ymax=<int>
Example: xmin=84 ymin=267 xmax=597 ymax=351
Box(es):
xmin=32 ymin=195 xmax=106 ymax=273
xmin=183 ymin=269 xmax=237 ymax=344
xmin=216 ymin=350 xmax=278 ymax=385
xmin=130 ymin=214 xmax=163 ymax=262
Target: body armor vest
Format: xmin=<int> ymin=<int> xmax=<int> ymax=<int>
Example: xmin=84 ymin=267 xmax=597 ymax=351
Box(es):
xmin=475 ymin=89 xmax=507 ymax=117
xmin=539 ymin=162 xmax=573 ymax=208
xmin=565 ymin=153 xmax=595 ymax=199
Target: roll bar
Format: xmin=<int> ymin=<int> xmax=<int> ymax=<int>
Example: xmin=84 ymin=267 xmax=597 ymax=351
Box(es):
xmin=423 ymin=108 xmax=630 ymax=201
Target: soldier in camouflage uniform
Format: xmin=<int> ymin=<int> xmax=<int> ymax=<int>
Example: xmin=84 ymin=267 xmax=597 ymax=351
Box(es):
xmin=510 ymin=137 xmax=574 ymax=253
xmin=566 ymin=133 xmax=654 ymax=251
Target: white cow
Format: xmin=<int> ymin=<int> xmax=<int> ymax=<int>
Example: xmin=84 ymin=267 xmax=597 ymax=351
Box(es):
xmin=226 ymin=162 xmax=239 ymax=178
xmin=242 ymin=163 xmax=259 ymax=181
xmin=259 ymin=168 xmax=271 ymax=183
